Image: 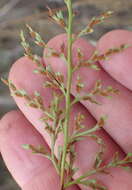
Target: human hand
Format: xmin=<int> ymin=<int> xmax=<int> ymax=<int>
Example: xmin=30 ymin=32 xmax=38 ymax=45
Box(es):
xmin=1 ymin=29 xmax=132 ymax=190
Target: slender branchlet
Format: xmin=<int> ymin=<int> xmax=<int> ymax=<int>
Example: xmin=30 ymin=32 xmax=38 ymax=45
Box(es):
xmin=26 ymin=24 xmax=46 ymax=48
xmin=76 ymin=11 xmax=113 ymax=38
xmin=47 ymin=6 xmax=67 ymax=30
xmin=2 ymin=1 xmax=132 ymax=190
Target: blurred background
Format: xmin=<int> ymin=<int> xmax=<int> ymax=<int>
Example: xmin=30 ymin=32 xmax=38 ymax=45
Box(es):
xmin=0 ymin=0 xmax=131 ymax=189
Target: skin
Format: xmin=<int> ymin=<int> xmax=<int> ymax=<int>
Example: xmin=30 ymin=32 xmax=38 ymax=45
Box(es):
xmin=0 ymin=29 xmax=132 ymax=190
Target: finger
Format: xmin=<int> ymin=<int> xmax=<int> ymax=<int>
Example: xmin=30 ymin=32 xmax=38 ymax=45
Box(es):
xmin=0 ymin=110 xmax=78 ymax=190
xmin=9 ymin=57 xmax=132 ymax=189
xmin=43 ymin=33 xmax=132 ymax=154
xmin=97 ymin=29 xmax=132 ymax=90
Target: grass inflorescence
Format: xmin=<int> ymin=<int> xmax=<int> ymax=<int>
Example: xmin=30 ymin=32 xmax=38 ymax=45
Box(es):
xmin=2 ymin=0 xmax=132 ymax=190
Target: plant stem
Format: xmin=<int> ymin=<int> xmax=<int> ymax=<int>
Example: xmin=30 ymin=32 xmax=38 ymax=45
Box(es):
xmin=73 ymin=124 xmax=101 ymax=139
xmin=64 ymin=155 xmax=131 ymax=188
xmin=51 ymin=97 xmax=60 ymax=175
xmin=64 ymin=166 xmax=108 ymax=188
xmin=51 ymin=133 xmax=60 ymax=175
xmin=60 ymin=0 xmax=73 ymax=189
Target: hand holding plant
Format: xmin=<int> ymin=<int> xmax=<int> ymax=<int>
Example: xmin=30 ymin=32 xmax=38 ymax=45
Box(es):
xmin=1 ymin=0 xmax=132 ymax=190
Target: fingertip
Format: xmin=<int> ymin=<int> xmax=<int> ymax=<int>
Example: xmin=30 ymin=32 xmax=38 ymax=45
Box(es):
xmin=0 ymin=110 xmax=20 ymax=134
xmin=9 ymin=56 xmax=29 ymax=76
xmin=8 ymin=56 xmax=48 ymax=100
xmin=97 ymin=29 xmax=132 ymax=90
xmin=0 ymin=110 xmax=79 ymax=190
xmin=9 ymin=56 xmax=42 ymax=87
xmin=97 ymin=29 xmax=132 ymax=52
xmin=0 ymin=110 xmax=53 ymax=189
xmin=0 ymin=109 xmax=19 ymax=123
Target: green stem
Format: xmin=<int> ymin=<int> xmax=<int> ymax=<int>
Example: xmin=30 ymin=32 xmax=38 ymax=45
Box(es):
xmin=60 ymin=0 xmax=73 ymax=189
xmin=51 ymin=133 xmax=60 ymax=175
xmin=73 ymin=124 xmax=101 ymax=139
xmin=51 ymin=109 xmax=60 ymax=175
xmin=64 ymin=156 xmax=130 ymax=188
xmin=64 ymin=166 xmax=108 ymax=188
